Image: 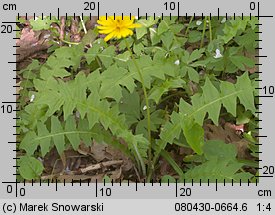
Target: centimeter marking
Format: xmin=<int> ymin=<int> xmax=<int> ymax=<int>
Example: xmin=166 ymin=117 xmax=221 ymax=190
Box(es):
xmin=2 ymin=177 xmax=260 ymax=198
xmin=1 ymin=1 xmax=274 ymax=197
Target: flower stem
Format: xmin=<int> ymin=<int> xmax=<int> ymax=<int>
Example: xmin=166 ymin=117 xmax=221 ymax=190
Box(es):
xmin=184 ymin=16 xmax=194 ymax=37
xmin=200 ymin=17 xmax=207 ymax=48
xmin=80 ymin=16 xmax=87 ymax=34
xmin=125 ymin=40 xmax=153 ymax=180
xmin=60 ymin=39 xmax=79 ymax=45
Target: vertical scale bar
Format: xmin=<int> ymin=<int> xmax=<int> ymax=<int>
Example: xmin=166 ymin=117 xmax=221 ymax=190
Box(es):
xmin=255 ymin=1 xmax=263 ymax=179
xmin=257 ymin=2 xmax=261 ymax=164
xmin=14 ymin=19 xmax=19 ymax=196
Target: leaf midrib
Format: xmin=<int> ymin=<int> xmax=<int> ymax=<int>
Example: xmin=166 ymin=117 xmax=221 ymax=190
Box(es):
xmin=161 ymin=89 xmax=244 ymax=143
xmin=33 ymin=131 xmax=94 ymax=142
xmin=188 ymin=89 xmax=242 ymax=118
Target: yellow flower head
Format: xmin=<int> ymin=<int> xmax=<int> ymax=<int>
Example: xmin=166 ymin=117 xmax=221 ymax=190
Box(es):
xmin=97 ymin=16 xmax=141 ymax=42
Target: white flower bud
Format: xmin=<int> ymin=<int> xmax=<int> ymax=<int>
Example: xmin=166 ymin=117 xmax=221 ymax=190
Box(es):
xmin=214 ymin=49 xmax=223 ymax=59
xmin=30 ymin=94 xmax=35 ymax=102
xmin=174 ymin=60 xmax=180 ymax=65
xmin=196 ymin=20 xmax=202 ymax=26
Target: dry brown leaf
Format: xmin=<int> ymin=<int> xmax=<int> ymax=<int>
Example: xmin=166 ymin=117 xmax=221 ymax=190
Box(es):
xmin=77 ymin=141 xmax=92 ymax=155
xmin=204 ymin=123 xmax=251 ymax=160
xmin=231 ymin=139 xmax=252 ymax=160
xmin=204 ymin=123 xmax=241 ymax=143
xmin=90 ymin=142 xmax=109 ymax=162
xmin=109 ymin=168 xmax=122 ymax=181
xmin=105 ymin=145 xmax=134 ymax=172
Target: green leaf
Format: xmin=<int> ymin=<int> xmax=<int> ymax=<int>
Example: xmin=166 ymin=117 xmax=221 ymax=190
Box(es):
xmin=136 ymin=26 xmax=147 ymax=39
xmin=20 ymin=116 xmax=97 ymax=157
xmin=230 ymin=56 xmax=255 ymax=71
xmin=181 ymin=118 xmax=204 ymax=155
xmin=159 ymin=112 xmax=182 ymax=144
xmin=86 ymin=45 xmax=129 ymax=67
xmin=220 ymin=81 xmax=237 ymax=116
xmin=116 ymin=51 xmax=131 ymax=66
xmin=234 ymin=28 xmax=258 ymax=52
xmin=161 ymin=31 xmax=174 ymax=50
xmin=184 ymin=158 xmax=253 ymax=182
xmin=218 ymin=17 xmax=249 ymax=44
xmin=32 ymin=70 xmax=148 ymax=169
xmin=99 ymin=65 xmax=136 ymax=101
xmin=65 ymin=116 xmax=81 ymax=150
xmin=51 ymin=116 xmax=65 ymax=155
xmin=149 ymin=27 xmax=161 ymax=45
xmin=37 ymin=121 xmax=51 ymax=157
xmin=138 ymin=17 xmax=159 ymax=28
xmin=53 ymin=44 xmax=84 ymax=71
xmin=148 ymin=77 xmax=185 ymax=103
xmin=188 ymin=30 xmax=202 ymax=43
xmin=29 ymin=16 xmax=54 ymax=30
xmin=179 ymin=72 xmax=256 ymax=125
xmin=203 ymin=140 xmax=237 ymax=160
xmin=188 ymin=49 xmax=205 ymax=63
xmin=133 ymin=43 xmax=144 ymax=55
xmin=119 ymin=88 xmax=140 ymax=126
xmin=136 ymin=110 xmax=165 ymax=137
xmin=201 ymin=78 xmax=221 ymax=125
xmin=127 ymin=55 xmax=176 ymax=88
xmin=40 ymin=63 xmax=70 ymax=80
xmin=187 ymin=67 xmax=199 ymax=83
xmin=100 ymin=46 xmax=116 ymax=68
xmin=235 ymin=72 xmax=255 ymax=112
xmin=158 ymin=20 xmax=170 ymax=35
xmin=20 ymin=131 xmax=38 ymax=156
xmin=18 ymin=156 xmax=44 ymax=180
xmin=82 ymin=29 xmax=97 ymax=45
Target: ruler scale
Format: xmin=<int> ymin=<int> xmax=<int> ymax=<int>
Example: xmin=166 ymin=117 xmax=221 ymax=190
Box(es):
xmin=0 ymin=0 xmax=274 ymax=214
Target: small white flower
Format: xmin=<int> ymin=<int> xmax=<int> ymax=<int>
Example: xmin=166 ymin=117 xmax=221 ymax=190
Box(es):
xmin=174 ymin=60 xmax=180 ymax=65
xmin=214 ymin=49 xmax=223 ymax=59
xmin=196 ymin=20 xmax=202 ymax=26
xmin=221 ymin=17 xmax=226 ymax=23
xmin=135 ymin=16 xmax=139 ymax=20
xmin=30 ymin=94 xmax=35 ymax=102
xmin=143 ymin=105 xmax=147 ymax=111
